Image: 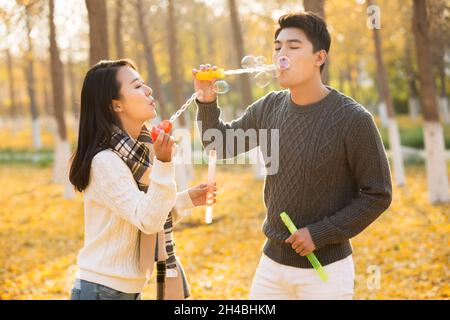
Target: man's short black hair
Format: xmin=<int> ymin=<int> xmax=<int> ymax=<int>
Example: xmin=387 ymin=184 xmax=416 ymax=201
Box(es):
xmin=274 ymin=12 xmax=331 ymax=72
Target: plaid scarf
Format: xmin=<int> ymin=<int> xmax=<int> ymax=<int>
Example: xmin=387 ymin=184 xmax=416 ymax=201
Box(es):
xmin=110 ymin=124 xmax=190 ymax=300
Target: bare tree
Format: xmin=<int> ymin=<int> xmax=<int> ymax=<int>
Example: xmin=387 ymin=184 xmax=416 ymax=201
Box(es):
xmin=49 ymin=0 xmax=74 ymax=198
xmin=115 ymin=0 xmax=125 ymax=59
xmin=404 ymin=40 xmax=420 ymax=120
xmin=412 ymin=0 xmax=449 ymax=203
xmin=228 ymin=0 xmax=253 ymax=109
xmin=303 ymin=0 xmax=329 ymax=84
xmin=43 ymin=79 xmax=52 ymax=116
xmin=49 ymin=1 xmax=67 ymax=143
xmin=167 ymin=0 xmax=186 ymax=126
xmin=428 ymin=0 xmax=449 ymax=124
xmin=134 ymin=0 xmax=169 ymax=120
xmin=23 ymin=2 xmax=42 ymax=149
xmin=5 ymin=50 xmax=17 ymax=121
xmin=67 ymin=54 xmax=78 ymax=119
xmin=85 ymin=0 xmax=109 ymax=66
xmin=367 ymin=0 xmax=405 ymax=187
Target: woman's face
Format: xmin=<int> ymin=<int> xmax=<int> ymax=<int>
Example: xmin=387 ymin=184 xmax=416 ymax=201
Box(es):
xmin=113 ymin=66 xmax=157 ymax=123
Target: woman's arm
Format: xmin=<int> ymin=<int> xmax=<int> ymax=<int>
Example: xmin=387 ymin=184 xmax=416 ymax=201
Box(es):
xmin=89 ymin=150 xmax=177 ymax=234
xmin=171 ymin=190 xmax=196 ymax=225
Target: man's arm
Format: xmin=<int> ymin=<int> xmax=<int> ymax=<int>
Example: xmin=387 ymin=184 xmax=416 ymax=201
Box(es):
xmin=306 ymin=111 xmax=393 ymax=250
xmin=196 ymin=93 xmax=272 ymax=159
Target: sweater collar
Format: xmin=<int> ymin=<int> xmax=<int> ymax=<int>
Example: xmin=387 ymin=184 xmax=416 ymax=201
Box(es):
xmin=287 ymin=86 xmax=339 ymax=114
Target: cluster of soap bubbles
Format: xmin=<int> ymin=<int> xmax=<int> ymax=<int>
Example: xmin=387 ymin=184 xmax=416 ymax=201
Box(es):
xmin=171 ymin=55 xmax=290 ymax=123
xmin=241 ymin=55 xmax=290 ymax=88
xmin=210 ymin=54 xmax=290 ymax=94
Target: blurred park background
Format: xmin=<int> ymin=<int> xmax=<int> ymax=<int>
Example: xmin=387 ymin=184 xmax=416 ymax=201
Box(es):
xmin=0 ymin=0 xmax=449 ymax=299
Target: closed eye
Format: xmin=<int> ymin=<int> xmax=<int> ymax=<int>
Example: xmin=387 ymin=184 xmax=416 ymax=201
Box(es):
xmin=135 ymin=79 xmax=146 ymax=89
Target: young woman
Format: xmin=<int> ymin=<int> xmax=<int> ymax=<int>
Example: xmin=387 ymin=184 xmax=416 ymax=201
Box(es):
xmin=69 ymin=59 xmax=216 ymax=300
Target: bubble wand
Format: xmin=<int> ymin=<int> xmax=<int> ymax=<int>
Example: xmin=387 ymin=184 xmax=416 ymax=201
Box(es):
xmin=205 ymin=149 xmax=217 ymax=224
xmin=150 ymin=55 xmax=290 ymax=141
xmin=194 ymin=55 xmax=290 ymax=85
xmin=280 ymin=212 xmax=329 ymax=282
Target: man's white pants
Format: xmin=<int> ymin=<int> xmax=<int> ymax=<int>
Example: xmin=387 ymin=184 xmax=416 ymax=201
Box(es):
xmin=250 ymin=254 xmax=355 ymax=300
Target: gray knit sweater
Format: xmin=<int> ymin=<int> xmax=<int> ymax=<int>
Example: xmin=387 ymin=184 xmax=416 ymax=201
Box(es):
xmin=196 ymin=87 xmax=392 ymax=268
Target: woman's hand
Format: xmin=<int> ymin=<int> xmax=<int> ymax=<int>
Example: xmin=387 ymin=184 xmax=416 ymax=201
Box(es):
xmin=188 ymin=183 xmax=217 ymax=207
xmin=153 ymin=131 xmax=174 ymax=163
xmin=192 ymin=64 xmax=217 ymax=104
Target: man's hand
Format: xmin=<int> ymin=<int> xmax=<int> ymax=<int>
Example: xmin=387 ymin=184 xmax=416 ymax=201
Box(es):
xmin=285 ymin=227 xmax=316 ymax=256
xmin=192 ymin=64 xmax=217 ymax=103
xmin=188 ymin=183 xmax=217 ymax=207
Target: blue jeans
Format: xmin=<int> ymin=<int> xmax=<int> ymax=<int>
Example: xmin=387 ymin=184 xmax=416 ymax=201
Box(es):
xmin=70 ymin=279 xmax=141 ymax=300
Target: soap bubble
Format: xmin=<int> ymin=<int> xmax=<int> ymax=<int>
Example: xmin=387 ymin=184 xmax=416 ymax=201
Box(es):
xmin=241 ymin=55 xmax=257 ymax=69
xmin=254 ymin=71 xmax=272 ymax=88
xmin=213 ymin=80 xmax=230 ymax=94
xmin=276 ymin=55 xmax=290 ymax=71
xmin=255 ymin=55 xmax=267 ymax=67
xmin=266 ymin=64 xmax=279 ymax=78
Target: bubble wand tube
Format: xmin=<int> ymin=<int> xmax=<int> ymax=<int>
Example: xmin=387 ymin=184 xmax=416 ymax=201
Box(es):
xmin=151 ymin=55 xmax=290 ymax=141
xmin=280 ymin=212 xmax=329 ymax=282
xmin=194 ymin=55 xmax=290 ymax=81
xmin=205 ymin=149 xmax=217 ymax=224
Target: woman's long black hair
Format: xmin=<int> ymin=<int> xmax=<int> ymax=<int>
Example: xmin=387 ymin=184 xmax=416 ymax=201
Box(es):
xmin=69 ymin=59 xmax=136 ymax=192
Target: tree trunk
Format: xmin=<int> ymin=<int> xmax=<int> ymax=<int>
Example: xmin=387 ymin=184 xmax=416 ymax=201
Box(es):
xmin=115 ymin=0 xmax=125 ymax=59
xmin=49 ymin=0 xmax=67 ymax=141
xmin=24 ymin=4 xmax=41 ymax=149
xmin=438 ymin=59 xmax=449 ymax=124
xmin=43 ymin=80 xmax=53 ymax=117
xmin=167 ymin=0 xmax=186 ymax=127
xmin=338 ymin=69 xmax=344 ymax=93
xmin=134 ymin=0 xmax=169 ymax=120
xmin=6 ymin=49 xmax=16 ymax=121
xmin=193 ymin=16 xmax=205 ymax=66
xmin=205 ymin=18 xmax=216 ymax=64
xmin=67 ymin=56 xmax=78 ymax=119
xmin=85 ymin=0 xmax=109 ymax=66
xmin=228 ymin=0 xmax=253 ymax=109
xmin=49 ymin=0 xmax=74 ymax=199
xmin=412 ymin=0 xmax=449 ymax=203
xmin=5 ymin=49 xmax=18 ymax=135
xmin=303 ymin=0 xmax=329 ymax=84
xmin=368 ymin=0 xmax=405 ymax=187
xmin=405 ymin=41 xmax=420 ymax=120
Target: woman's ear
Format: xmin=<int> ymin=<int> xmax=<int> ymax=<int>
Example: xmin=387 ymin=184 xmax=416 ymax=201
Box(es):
xmin=111 ymin=99 xmax=123 ymax=113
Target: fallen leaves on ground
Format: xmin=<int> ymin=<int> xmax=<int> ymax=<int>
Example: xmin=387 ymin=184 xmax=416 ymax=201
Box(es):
xmin=0 ymin=164 xmax=448 ymax=299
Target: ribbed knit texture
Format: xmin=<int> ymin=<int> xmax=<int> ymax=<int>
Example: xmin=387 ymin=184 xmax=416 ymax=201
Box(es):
xmin=196 ymin=87 xmax=392 ymax=268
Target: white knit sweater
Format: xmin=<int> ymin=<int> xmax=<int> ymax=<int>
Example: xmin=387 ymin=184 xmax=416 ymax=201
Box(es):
xmin=75 ymin=150 xmax=195 ymax=293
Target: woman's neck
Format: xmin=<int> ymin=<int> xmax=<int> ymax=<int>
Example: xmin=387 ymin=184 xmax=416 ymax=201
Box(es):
xmin=120 ymin=118 xmax=142 ymax=140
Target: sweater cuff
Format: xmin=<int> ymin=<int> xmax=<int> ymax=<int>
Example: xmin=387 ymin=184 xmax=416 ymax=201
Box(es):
xmin=307 ymin=218 xmax=336 ymax=250
xmin=196 ymin=99 xmax=221 ymax=122
xmin=195 ymin=99 xmax=218 ymax=108
xmin=150 ymin=157 xmax=175 ymax=187
xmin=175 ymin=190 xmax=195 ymax=212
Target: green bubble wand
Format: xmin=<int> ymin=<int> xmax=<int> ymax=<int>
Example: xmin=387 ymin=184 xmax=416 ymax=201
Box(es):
xmin=280 ymin=212 xmax=329 ymax=282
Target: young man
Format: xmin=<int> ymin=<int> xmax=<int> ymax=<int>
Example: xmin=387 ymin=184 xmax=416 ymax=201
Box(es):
xmin=193 ymin=12 xmax=392 ymax=300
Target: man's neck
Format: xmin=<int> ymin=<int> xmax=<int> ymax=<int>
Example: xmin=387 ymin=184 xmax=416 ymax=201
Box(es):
xmin=289 ymin=77 xmax=330 ymax=106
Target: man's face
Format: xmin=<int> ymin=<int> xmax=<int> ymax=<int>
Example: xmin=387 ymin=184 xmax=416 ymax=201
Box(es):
xmin=273 ymin=27 xmax=324 ymax=88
